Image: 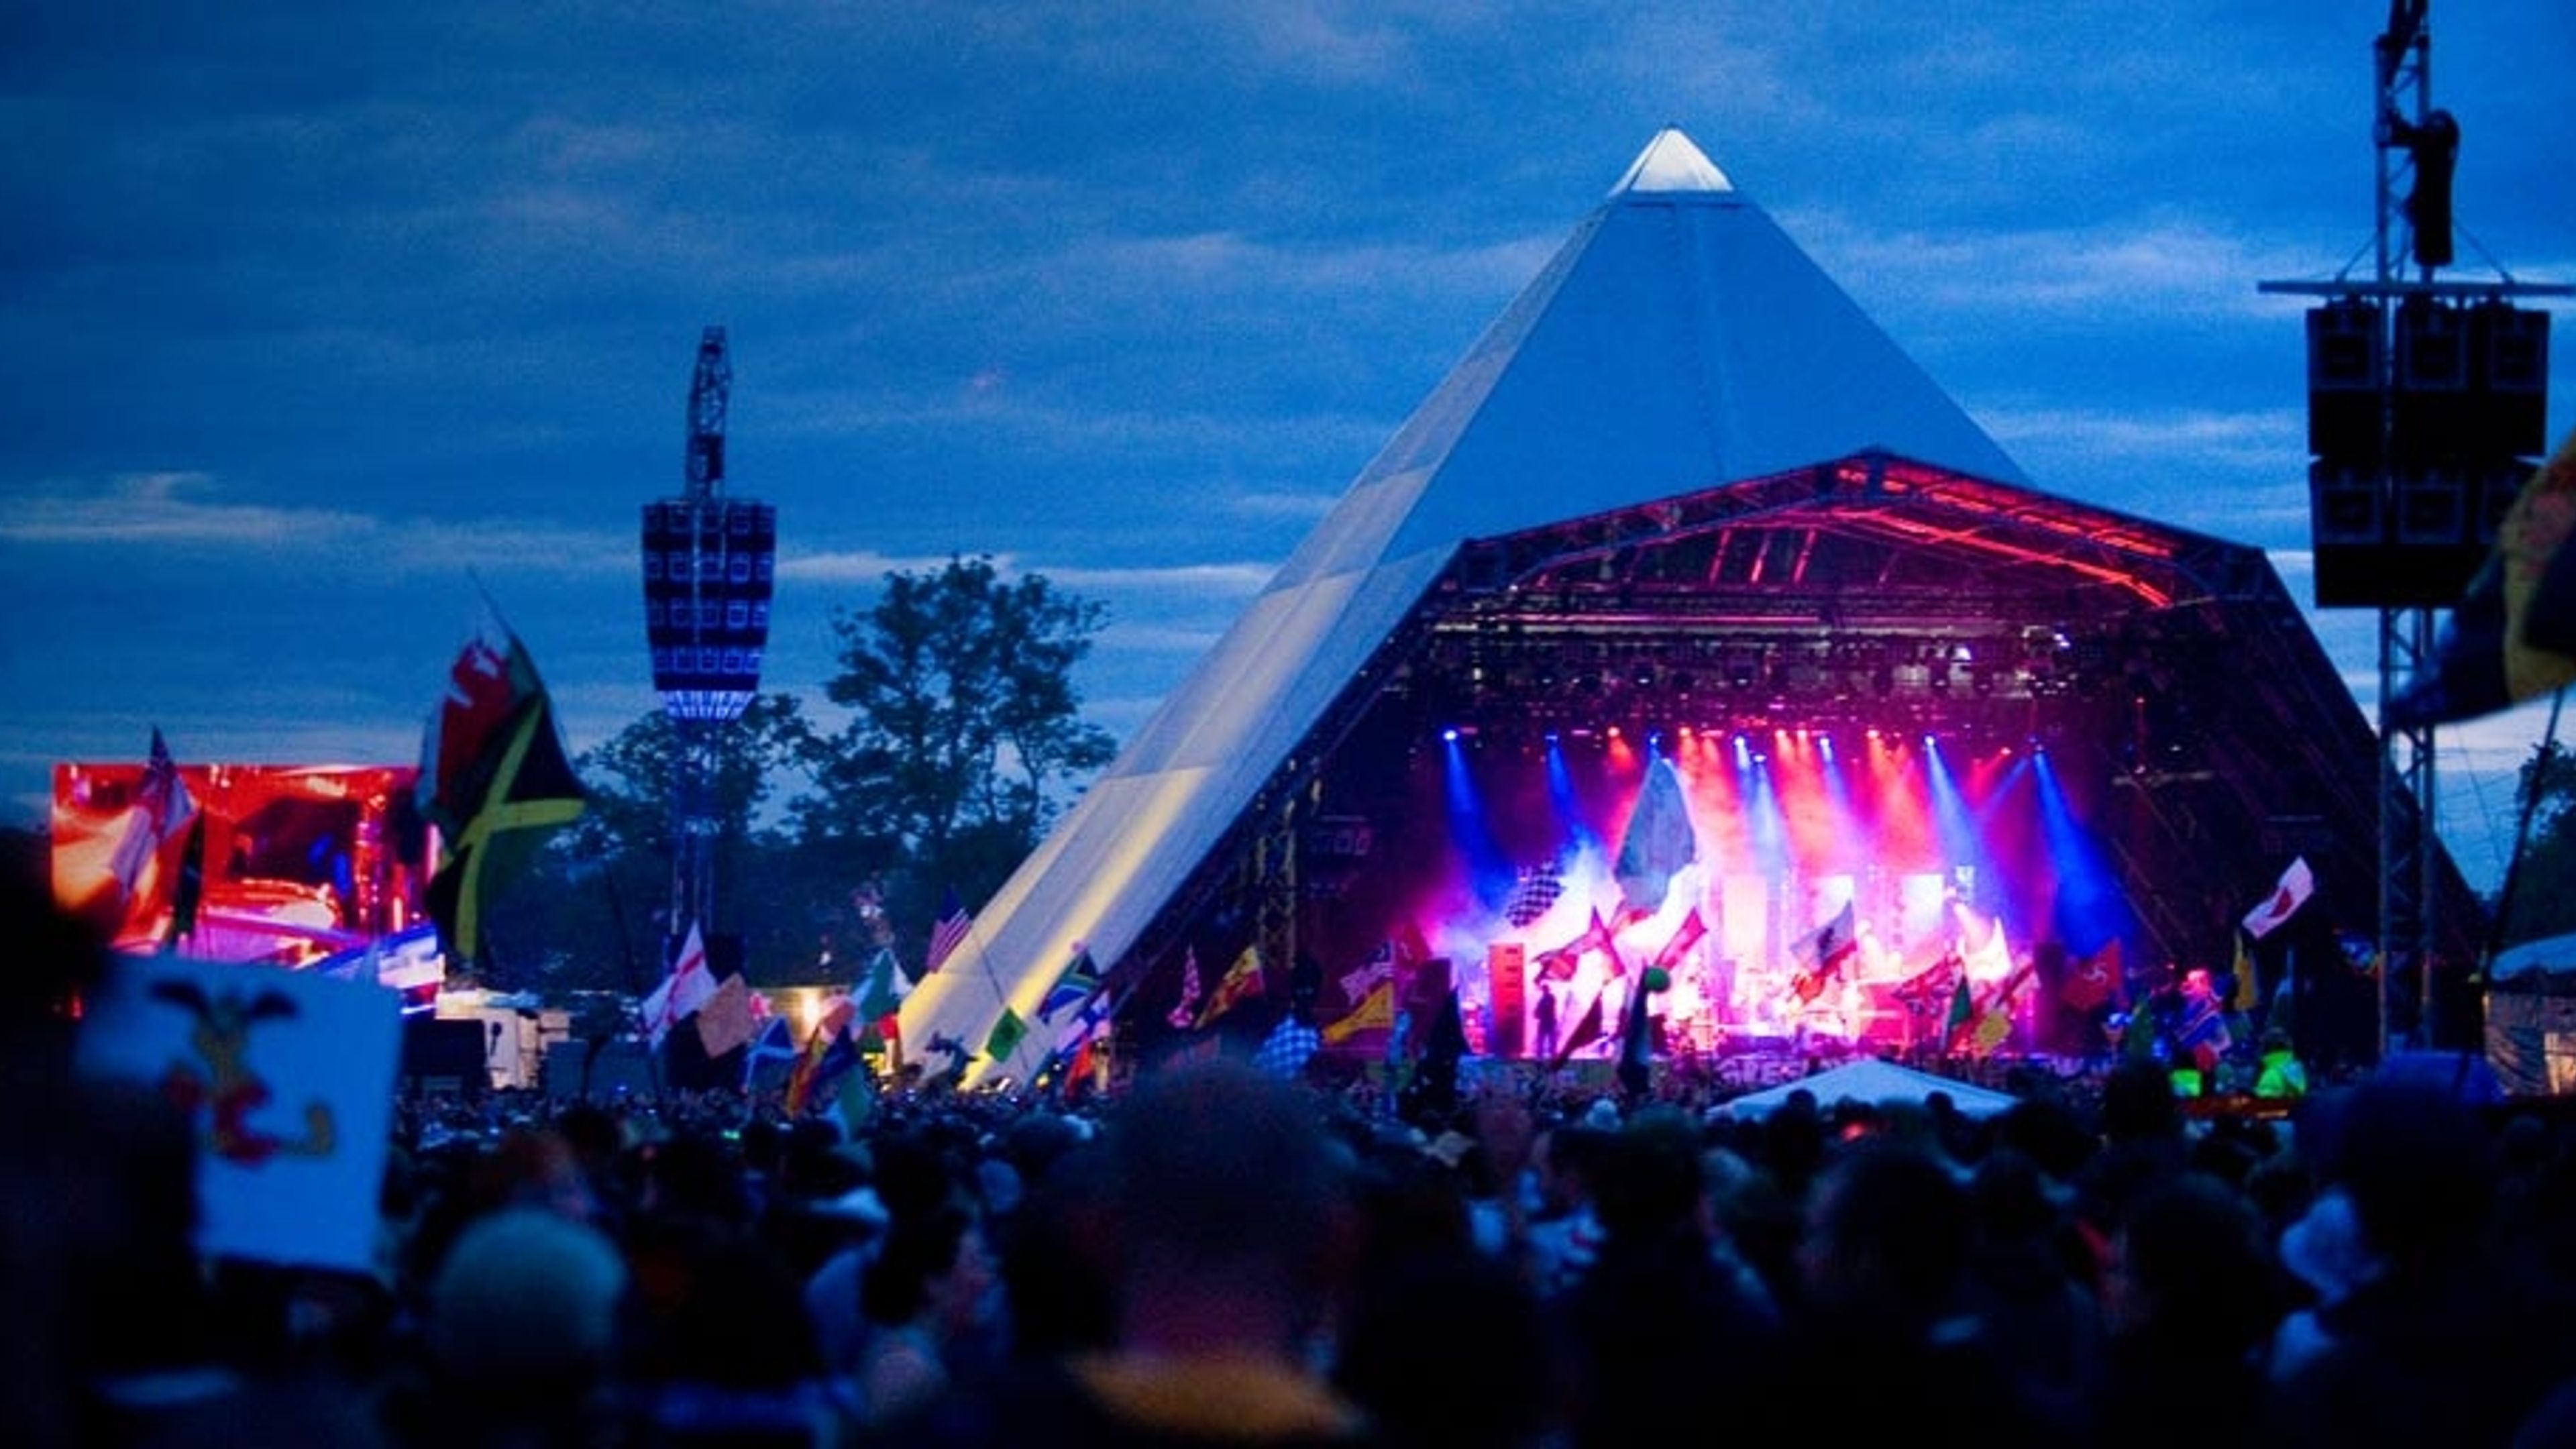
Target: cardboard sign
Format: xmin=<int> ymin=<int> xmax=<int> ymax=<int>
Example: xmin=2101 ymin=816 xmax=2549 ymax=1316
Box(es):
xmin=77 ymin=954 xmax=400 ymax=1276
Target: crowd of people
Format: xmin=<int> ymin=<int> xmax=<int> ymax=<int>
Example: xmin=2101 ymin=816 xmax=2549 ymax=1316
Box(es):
xmin=17 ymin=871 xmax=2576 ymax=1448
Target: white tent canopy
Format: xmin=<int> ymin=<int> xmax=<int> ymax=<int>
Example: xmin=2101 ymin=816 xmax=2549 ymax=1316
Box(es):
xmin=902 ymin=129 xmax=2035 ymax=1085
xmin=2491 ymin=932 xmax=2576 ymax=984
xmin=1715 ymin=1057 xmax=2023 ymax=1120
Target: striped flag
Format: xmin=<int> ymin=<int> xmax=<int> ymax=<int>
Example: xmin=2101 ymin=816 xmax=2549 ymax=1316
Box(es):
xmin=112 ymin=727 xmax=197 ymax=900
xmin=922 ymin=886 xmax=970 ymax=978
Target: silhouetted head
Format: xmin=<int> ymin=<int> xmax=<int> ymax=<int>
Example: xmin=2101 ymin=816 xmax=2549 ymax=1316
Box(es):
xmin=1099 ymin=1059 xmax=1351 ymax=1313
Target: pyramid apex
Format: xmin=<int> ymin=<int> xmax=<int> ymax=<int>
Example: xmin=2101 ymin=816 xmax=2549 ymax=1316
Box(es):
xmin=1611 ymin=127 xmax=1733 ymax=197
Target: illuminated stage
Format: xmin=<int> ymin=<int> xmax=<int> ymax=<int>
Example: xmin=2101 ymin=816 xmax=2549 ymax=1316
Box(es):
xmin=1105 ymin=452 xmax=2484 ymax=1073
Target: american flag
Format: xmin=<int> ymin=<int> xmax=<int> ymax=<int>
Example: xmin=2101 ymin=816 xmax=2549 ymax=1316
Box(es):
xmin=1338 ymin=939 xmax=1395 ymax=1004
xmin=923 ymin=886 xmax=971 ymax=975
xmin=111 ymin=727 xmax=195 ymax=898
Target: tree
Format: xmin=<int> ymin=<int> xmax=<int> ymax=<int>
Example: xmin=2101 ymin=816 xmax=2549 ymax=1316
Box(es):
xmin=476 ymin=693 xmax=819 ymax=994
xmin=805 ymin=555 xmax=1116 ymax=914
xmin=2498 ymin=739 xmax=2576 ymax=946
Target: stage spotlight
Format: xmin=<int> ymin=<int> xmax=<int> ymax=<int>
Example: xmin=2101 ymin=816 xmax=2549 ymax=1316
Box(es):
xmin=1545 ymin=731 xmax=1560 ymax=747
xmin=1442 ymin=727 xmax=1458 ymax=742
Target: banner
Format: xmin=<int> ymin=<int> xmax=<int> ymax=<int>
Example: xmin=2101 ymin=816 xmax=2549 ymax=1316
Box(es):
xmin=76 ymin=954 xmax=399 ymax=1276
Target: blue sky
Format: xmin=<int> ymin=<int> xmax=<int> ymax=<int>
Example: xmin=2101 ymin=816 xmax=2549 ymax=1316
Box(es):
xmin=5 ymin=1 xmax=2571 ymax=894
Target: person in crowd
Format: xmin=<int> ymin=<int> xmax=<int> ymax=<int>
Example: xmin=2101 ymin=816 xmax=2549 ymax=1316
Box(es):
xmin=850 ymin=1200 xmax=999 ymax=1424
xmin=2095 ymin=1171 xmax=2285 ymax=1449
xmin=1960 ymin=1148 xmax=2106 ymax=1434
xmin=867 ymin=1057 xmax=1392 ymax=1446
xmin=386 ymin=1205 xmax=631 ymax=1449
xmin=1768 ymin=1136 xmax=2079 ymax=1445
xmin=2264 ymin=1078 xmax=2576 ymax=1446
xmin=1554 ymin=1106 xmax=1780 ymax=1449
xmin=1518 ymin=1117 xmax=1612 ymax=1299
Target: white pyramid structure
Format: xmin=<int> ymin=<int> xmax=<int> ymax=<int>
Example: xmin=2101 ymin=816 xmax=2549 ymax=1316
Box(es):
xmin=902 ymin=129 xmax=2033 ymax=1083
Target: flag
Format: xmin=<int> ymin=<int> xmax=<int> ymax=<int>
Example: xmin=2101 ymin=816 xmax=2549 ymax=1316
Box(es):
xmin=1337 ymin=941 xmax=1394 ymax=1006
xmin=694 ymin=974 xmax=756 ymax=1059
xmin=1555 ymin=906 xmax=1623 ymax=977
xmin=1957 ymin=906 xmax=2015 ymax=983
xmin=1943 ymin=972 xmax=1976 ymax=1053
xmin=922 ymin=886 xmax=970 ymax=979
xmin=1650 ymin=908 xmax=1709 ymax=971
xmin=1963 ymin=965 xmax=2035 ymax=1057
xmin=1790 ymin=900 xmax=1860 ymax=1002
xmin=1614 ymin=755 xmax=1699 ymax=916
xmin=1322 ymin=977 xmax=1396 ymax=1045
xmin=417 ymin=625 xmax=586 ymax=965
xmin=741 ymin=1015 xmax=798 ymax=1091
xmin=2387 ymin=427 xmax=2576 ymax=729
xmin=2230 ymin=931 xmax=2261 ymax=1013
xmin=1194 ymin=945 xmax=1265 ymax=1030
xmin=111 ymin=727 xmax=197 ymax=901
xmin=2060 ymin=938 xmax=2121 ymax=1013
xmin=784 ymin=1000 xmax=859 ymax=1116
xmin=1894 ymin=951 xmax=1962 ymax=1023
xmin=2242 ymin=857 xmax=2315 ymax=939
xmin=1615 ymin=978 xmax=1655 ymax=1099
xmin=982 ymin=1006 xmax=1029 ymax=1063
xmin=639 ymin=922 xmax=717 ymax=1051
xmin=1254 ymin=1016 xmax=1322 ymax=1080
xmin=1548 ymin=989 xmax=1607 ymax=1071
xmin=854 ymin=945 xmax=904 ymax=1023
xmin=1040 ymin=947 xmax=1102 ymax=1024
xmin=1168 ymin=947 xmax=1203 ymax=1029
xmin=1505 ymin=861 xmax=1565 ymax=928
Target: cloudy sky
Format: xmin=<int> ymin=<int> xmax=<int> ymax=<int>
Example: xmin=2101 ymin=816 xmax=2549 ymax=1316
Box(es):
xmin=5 ymin=1 xmax=2571 ymax=894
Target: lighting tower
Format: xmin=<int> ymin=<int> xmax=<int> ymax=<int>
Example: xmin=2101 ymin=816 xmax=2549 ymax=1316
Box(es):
xmin=2261 ymin=2 xmax=2564 ymax=1057
xmin=641 ymin=327 xmax=777 ymax=947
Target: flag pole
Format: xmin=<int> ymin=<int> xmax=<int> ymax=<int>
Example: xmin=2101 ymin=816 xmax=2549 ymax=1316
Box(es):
xmin=600 ymin=867 xmax=666 ymax=1099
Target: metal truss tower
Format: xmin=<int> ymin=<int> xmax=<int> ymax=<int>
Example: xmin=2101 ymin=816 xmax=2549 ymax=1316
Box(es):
xmin=2261 ymin=3 xmax=2565 ymax=1056
xmin=641 ymin=327 xmax=777 ymax=942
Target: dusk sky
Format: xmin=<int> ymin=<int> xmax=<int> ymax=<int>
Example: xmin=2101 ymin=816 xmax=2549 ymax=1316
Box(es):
xmin=6 ymin=2 xmax=2571 ymax=894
